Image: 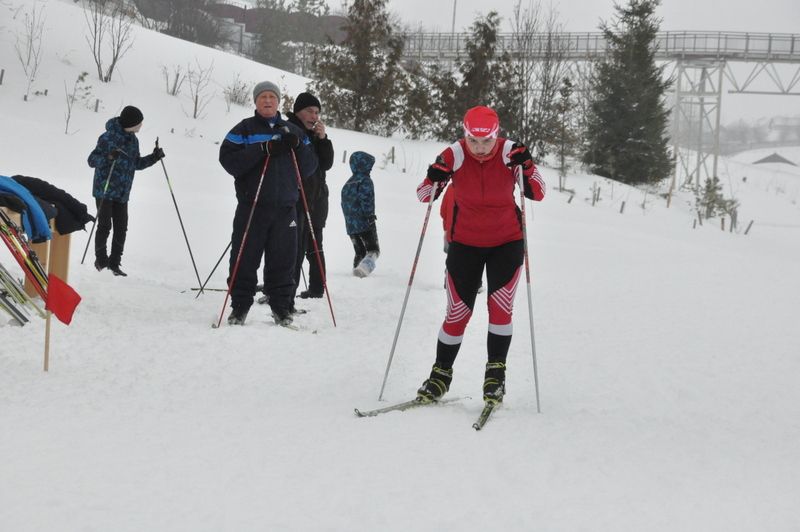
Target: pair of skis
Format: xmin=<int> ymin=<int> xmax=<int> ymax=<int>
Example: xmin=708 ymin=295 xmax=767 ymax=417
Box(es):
xmin=354 ymin=397 xmax=499 ymax=431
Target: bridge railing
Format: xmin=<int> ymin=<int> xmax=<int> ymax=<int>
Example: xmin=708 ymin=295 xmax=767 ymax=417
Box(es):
xmin=402 ymin=31 xmax=800 ymax=62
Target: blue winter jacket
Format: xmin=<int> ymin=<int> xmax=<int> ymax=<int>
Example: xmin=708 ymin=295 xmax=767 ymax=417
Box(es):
xmin=340 ymin=151 xmax=376 ymax=235
xmin=87 ymin=118 xmax=159 ymax=202
xmin=219 ymin=111 xmax=318 ymax=208
xmin=0 ymin=175 xmax=51 ymax=242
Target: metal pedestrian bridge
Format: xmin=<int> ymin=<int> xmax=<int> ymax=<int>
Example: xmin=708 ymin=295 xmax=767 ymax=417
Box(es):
xmin=404 ymin=31 xmax=800 ymax=64
xmin=402 ymin=31 xmax=800 ymax=190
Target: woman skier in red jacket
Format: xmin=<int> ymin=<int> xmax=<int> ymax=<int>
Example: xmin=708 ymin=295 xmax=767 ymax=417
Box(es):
xmin=415 ymin=105 xmax=545 ymax=405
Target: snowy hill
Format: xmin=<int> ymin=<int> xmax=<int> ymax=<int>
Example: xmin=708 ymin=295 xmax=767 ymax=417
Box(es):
xmin=2 ymin=1 xmax=800 ymax=531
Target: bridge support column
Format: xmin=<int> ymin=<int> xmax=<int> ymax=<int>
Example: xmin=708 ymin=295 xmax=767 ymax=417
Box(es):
xmin=671 ymin=59 xmax=725 ymax=193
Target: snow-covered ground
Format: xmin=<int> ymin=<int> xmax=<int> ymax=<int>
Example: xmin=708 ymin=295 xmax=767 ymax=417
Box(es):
xmin=2 ymin=1 xmax=800 ymax=530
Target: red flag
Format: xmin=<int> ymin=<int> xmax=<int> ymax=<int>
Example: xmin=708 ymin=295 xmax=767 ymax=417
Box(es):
xmin=45 ymin=274 xmax=81 ymax=325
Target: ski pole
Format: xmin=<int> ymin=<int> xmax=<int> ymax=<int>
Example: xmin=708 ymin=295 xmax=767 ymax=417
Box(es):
xmin=378 ymin=184 xmax=437 ymax=401
xmin=194 ymin=240 xmax=231 ymax=300
xmin=515 ymin=165 xmax=541 ymax=413
xmin=290 ymin=148 xmax=336 ymax=327
xmin=80 ymin=158 xmax=117 ymax=265
xmin=155 ymin=138 xmax=203 ymax=293
xmin=212 ymin=156 xmax=270 ymax=329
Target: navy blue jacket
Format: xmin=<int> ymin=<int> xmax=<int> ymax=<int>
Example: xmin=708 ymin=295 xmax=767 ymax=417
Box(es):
xmin=340 ymin=152 xmax=376 ymax=235
xmin=87 ymin=118 xmax=159 ymax=202
xmin=219 ymin=112 xmax=317 ymax=208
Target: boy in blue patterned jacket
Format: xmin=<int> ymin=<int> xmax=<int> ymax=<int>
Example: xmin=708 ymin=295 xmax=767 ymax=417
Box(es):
xmin=340 ymin=151 xmax=380 ymax=277
xmin=87 ymin=106 xmax=164 ymax=276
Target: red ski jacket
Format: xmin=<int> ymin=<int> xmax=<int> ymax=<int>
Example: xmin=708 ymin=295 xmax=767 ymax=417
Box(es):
xmin=417 ymin=138 xmax=545 ymax=247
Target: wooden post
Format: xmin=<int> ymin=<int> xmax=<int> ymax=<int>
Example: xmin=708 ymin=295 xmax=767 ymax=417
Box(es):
xmin=619 ymin=201 xmax=626 ymax=214
xmin=567 ymin=194 xmax=574 ymax=204
xmin=744 ymin=220 xmax=754 ymax=235
xmin=342 ymin=150 xmax=347 ymax=163
xmin=693 ymin=219 xmax=697 ymax=229
xmin=721 ymin=218 xmax=725 ymax=231
xmin=48 ymin=229 xmax=71 ymax=282
xmin=94 ymin=99 xmax=100 ymax=112
xmin=390 ymin=146 xmax=395 ymax=164
xmin=44 ymin=312 xmax=52 ymax=371
xmin=0 ymin=68 xmax=5 ymax=85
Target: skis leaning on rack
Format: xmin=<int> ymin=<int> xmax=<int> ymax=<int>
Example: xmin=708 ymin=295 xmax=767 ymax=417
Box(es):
xmin=0 ymin=210 xmax=48 ymax=326
xmin=1 ymin=262 xmax=37 ymax=325
xmin=0 ymin=209 xmax=48 ymax=298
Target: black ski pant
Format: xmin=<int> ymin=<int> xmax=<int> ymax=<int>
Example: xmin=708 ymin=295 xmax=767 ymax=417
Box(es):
xmin=229 ymin=204 xmax=297 ymax=313
xmin=294 ymin=184 xmax=329 ymax=294
xmin=95 ymin=198 xmax=128 ymax=268
xmin=349 ymin=223 xmax=380 ymax=268
xmin=265 ymin=184 xmax=329 ymax=297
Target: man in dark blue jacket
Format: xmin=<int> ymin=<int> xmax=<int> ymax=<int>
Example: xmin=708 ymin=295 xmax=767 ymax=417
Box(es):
xmin=258 ymin=92 xmax=334 ymax=303
xmin=219 ymin=81 xmax=318 ymax=326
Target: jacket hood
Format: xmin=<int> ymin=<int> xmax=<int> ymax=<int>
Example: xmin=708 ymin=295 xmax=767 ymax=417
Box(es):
xmin=349 ymin=151 xmax=375 ymax=175
xmin=105 ymin=117 xmax=126 ymax=134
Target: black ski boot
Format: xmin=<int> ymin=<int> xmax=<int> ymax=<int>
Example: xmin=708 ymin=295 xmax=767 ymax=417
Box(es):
xmin=483 ymin=362 xmax=506 ymax=405
xmin=416 ymin=365 xmax=453 ymax=403
xmin=271 ymin=307 xmax=293 ymax=327
xmin=299 ymin=289 xmax=323 ymax=299
xmin=94 ymin=257 xmax=108 ymax=272
xmin=110 ymin=265 xmax=127 ymax=277
xmin=227 ymin=306 xmax=248 ymax=325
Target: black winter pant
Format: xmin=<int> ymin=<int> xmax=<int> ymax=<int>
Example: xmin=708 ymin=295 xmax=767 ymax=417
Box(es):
xmin=349 ymin=223 xmax=380 ymax=268
xmin=264 ymin=184 xmax=329 ymax=297
xmin=295 ymin=183 xmax=329 ymax=294
xmin=95 ymin=198 xmax=128 ymax=268
xmin=229 ymin=204 xmax=297 ymax=313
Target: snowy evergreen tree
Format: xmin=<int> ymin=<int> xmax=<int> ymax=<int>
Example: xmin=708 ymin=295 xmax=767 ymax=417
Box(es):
xmin=160 ymin=0 xmax=223 ymax=48
xmin=289 ymin=0 xmax=329 ymax=16
xmin=582 ymin=0 xmax=672 ymax=185
xmin=308 ymin=0 xmax=404 ymax=135
xmin=253 ymin=0 xmax=294 ymax=72
xmin=551 ymin=77 xmax=580 ymax=188
xmin=454 ymin=12 xmax=521 ymax=140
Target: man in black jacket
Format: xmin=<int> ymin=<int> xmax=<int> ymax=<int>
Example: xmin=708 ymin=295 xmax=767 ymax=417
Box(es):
xmin=219 ymin=81 xmax=318 ymax=326
xmin=260 ymin=92 xmax=334 ymax=303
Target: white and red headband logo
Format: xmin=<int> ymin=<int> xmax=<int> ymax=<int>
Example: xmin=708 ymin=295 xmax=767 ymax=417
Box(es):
xmin=463 ymin=106 xmax=499 ymax=138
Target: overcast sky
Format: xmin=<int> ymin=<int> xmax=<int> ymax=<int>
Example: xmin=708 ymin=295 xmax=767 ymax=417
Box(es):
xmin=327 ymin=0 xmax=800 ymax=33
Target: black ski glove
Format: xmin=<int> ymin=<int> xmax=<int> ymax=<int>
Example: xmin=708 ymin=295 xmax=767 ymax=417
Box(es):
xmin=261 ymin=132 xmax=299 ymax=156
xmin=152 ymin=147 xmax=165 ymax=160
xmin=426 ymin=157 xmax=453 ymax=183
xmin=506 ymin=143 xmax=534 ymax=170
xmin=108 ymin=148 xmax=123 ymax=161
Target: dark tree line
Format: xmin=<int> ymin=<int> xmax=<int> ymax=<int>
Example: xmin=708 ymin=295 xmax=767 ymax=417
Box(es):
xmin=308 ymin=0 xmax=672 ymax=188
xmin=141 ymin=0 xmax=671 ymax=188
